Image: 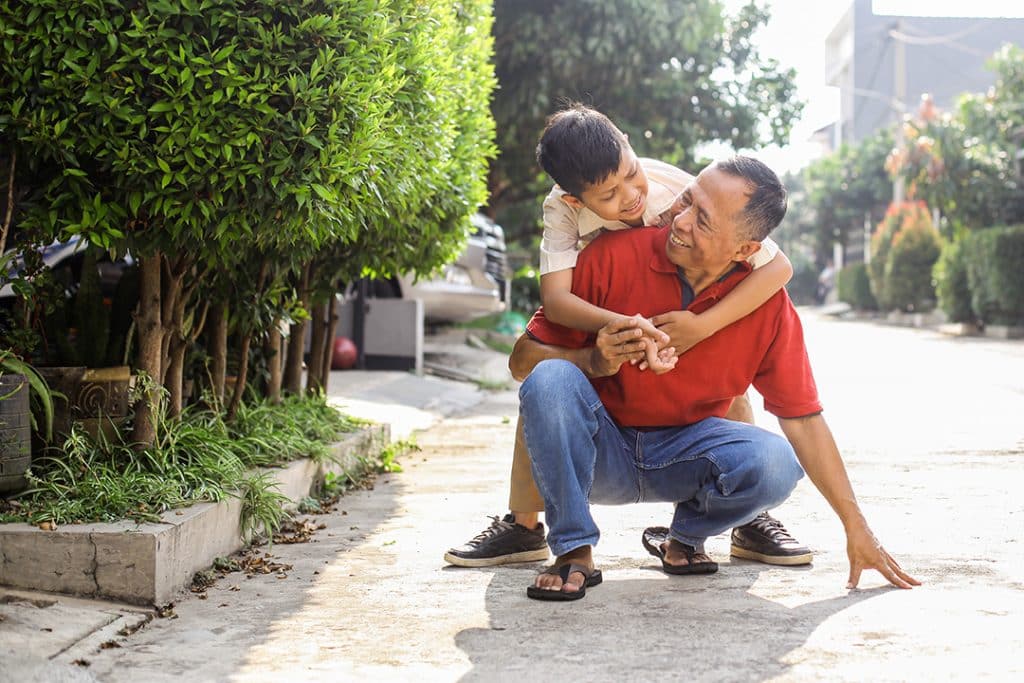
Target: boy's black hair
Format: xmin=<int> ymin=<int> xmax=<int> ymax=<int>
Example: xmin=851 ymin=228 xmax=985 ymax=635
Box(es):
xmin=715 ymin=156 xmax=788 ymax=242
xmin=535 ymin=104 xmax=625 ymax=198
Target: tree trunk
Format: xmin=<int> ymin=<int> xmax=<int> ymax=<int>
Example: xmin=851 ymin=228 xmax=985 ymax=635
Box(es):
xmin=165 ymin=280 xmax=189 ymax=417
xmin=283 ymin=264 xmax=310 ymax=394
xmin=266 ymin=322 xmax=282 ymax=404
xmin=207 ymin=303 xmax=228 ymax=408
xmin=166 ymin=343 xmax=186 ymax=417
xmin=226 ymin=260 xmax=269 ymax=422
xmin=132 ymin=252 xmax=163 ymax=447
xmin=319 ymin=297 xmax=339 ymax=392
xmin=158 ymin=261 xmax=184 ymax=386
xmin=306 ymin=300 xmax=326 ymax=395
xmin=225 ymin=332 xmax=252 ymax=422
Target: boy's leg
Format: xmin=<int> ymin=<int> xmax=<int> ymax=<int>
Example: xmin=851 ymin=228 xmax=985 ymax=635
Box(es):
xmin=508 ymin=416 xmax=545 ymax=520
xmin=725 ymin=392 xmax=814 ymax=566
xmin=443 ymin=416 xmax=548 ymax=567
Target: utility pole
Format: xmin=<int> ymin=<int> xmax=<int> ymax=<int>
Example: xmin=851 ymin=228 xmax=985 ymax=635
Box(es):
xmin=892 ymin=20 xmax=906 ymax=205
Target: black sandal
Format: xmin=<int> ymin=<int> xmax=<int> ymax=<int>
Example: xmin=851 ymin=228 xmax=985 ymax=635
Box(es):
xmin=526 ymin=563 xmax=603 ymax=601
xmin=642 ymin=526 xmax=718 ymax=575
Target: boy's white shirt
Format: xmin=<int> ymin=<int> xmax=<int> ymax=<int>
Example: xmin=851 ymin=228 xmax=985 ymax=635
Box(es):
xmin=539 ymin=157 xmax=779 ymax=275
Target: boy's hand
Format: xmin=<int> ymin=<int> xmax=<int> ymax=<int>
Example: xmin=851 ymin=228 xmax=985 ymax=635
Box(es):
xmin=627 ymin=314 xmax=670 ymax=347
xmin=651 ymin=310 xmax=712 ymax=355
xmin=637 ymin=339 xmax=677 ymax=374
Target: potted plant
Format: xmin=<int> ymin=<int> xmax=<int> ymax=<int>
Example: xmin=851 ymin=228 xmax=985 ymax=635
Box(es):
xmin=36 ymin=244 xmax=135 ymax=442
xmin=0 ymin=350 xmax=54 ymax=493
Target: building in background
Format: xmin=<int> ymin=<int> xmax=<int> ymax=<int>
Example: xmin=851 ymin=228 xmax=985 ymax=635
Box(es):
xmin=824 ymin=0 xmax=1024 ymax=151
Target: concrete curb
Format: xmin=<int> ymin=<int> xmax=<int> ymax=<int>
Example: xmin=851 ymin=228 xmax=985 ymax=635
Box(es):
xmin=0 ymin=424 xmax=389 ymax=606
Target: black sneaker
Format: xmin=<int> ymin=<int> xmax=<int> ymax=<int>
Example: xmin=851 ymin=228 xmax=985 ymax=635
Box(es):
xmin=731 ymin=512 xmax=813 ymax=566
xmin=444 ymin=514 xmax=549 ymax=567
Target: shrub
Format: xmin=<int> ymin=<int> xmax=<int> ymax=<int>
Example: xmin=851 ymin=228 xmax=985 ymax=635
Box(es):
xmin=933 ymin=241 xmax=973 ymax=323
xmin=885 ymin=219 xmax=942 ymax=311
xmin=963 ymin=225 xmax=1024 ymax=325
xmin=869 ymin=201 xmax=938 ymax=311
xmin=784 ymin=250 xmax=819 ymax=306
xmin=837 ymin=263 xmax=877 ymax=310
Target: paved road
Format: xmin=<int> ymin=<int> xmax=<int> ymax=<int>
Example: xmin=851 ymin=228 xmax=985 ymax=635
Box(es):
xmin=68 ymin=313 xmax=1024 ymax=681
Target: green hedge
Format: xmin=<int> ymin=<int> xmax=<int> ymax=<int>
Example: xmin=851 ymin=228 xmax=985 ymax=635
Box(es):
xmin=869 ymin=202 xmax=940 ymax=311
xmin=837 ymin=263 xmax=876 ymax=311
xmin=885 ymin=220 xmax=941 ymax=312
xmin=963 ymin=225 xmax=1024 ymax=326
xmin=933 ymin=241 xmax=973 ymax=323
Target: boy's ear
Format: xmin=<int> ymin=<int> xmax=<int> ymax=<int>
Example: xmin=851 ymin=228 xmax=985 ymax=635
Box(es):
xmin=560 ymin=194 xmax=585 ymax=210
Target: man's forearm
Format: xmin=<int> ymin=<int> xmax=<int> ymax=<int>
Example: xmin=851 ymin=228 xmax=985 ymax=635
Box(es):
xmin=508 ymin=334 xmax=593 ymax=382
xmin=778 ymin=414 xmax=866 ymax=531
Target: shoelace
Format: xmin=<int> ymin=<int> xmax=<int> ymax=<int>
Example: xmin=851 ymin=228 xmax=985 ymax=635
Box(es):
xmin=748 ymin=512 xmax=796 ymax=542
xmin=468 ymin=515 xmax=513 ymax=547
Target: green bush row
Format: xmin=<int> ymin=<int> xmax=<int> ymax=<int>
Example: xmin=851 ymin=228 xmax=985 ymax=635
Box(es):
xmin=867 ymin=202 xmax=941 ymax=312
xmin=935 ymin=225 xmax=1024 ymax=326
xmin=837 ymin=263 xmax=877 ymax=311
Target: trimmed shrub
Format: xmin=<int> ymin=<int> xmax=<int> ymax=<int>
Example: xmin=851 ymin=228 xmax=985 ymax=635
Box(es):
xmin=784 ymin=250 xmax=820 ymax=306
xmin=837 ymin=263 xmax=877 ymax=310
xmin=885 ymin=219 xmax=942 ymax=311
xmin=869 ymin=202 xmax=938 ymax=311
xmin=933 ymin=241 xmax=973 ymax=323
xmin=963 ymin=225 xmax=1024 ymax=325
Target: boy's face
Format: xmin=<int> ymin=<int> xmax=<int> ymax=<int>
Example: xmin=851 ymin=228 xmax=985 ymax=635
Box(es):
xmin=562 ymin=144 xmax=649 ymax=224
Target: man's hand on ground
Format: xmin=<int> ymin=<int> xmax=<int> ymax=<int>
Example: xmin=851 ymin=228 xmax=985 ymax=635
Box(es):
xmin=845 ymin=523 xmax=921 ymax=590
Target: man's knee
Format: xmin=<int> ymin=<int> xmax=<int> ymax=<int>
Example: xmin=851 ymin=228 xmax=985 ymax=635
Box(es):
xmin=519 ymin=359 xmax=586 ymax=409
xmin=753 ymin=433 xmax=804 ymax=499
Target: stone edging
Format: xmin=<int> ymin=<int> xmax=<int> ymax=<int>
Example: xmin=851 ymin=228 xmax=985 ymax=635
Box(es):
xmin=0 ymin=424 xmax=389 ymax=605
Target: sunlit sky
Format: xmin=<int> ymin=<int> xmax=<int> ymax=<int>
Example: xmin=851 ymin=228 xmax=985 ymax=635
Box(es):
xmin=714 ymin=0 xmax=1024 ymax=173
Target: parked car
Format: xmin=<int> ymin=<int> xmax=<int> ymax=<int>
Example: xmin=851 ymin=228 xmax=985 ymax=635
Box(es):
xmin=362 ymin=213 xmax=509 ymax=324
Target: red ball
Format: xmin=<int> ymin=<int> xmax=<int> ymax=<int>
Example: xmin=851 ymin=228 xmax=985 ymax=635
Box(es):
xmin=331 ymin=336 xmax=358 ymax=370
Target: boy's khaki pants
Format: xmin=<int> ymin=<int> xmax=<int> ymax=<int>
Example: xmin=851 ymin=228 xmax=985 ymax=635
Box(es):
xmin=509 ymin=416 xmax=545 ymax=512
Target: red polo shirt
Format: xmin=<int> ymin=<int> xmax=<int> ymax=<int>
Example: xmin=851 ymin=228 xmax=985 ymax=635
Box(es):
xmin=526 ymin=226 xmax=822 ymax=427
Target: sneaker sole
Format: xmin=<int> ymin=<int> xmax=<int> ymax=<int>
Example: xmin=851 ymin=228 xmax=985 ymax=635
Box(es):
xmin=730 ymin=544 xmax=813 ymax=566
xmin=444 ymin=548 xmax=549 ymax=568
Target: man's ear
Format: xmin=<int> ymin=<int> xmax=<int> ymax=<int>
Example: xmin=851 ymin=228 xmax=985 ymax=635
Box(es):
xmin=560 ymin=193 xmax=585 ymax=210
xmin=733 ymin=240 xmax=761 ymax=262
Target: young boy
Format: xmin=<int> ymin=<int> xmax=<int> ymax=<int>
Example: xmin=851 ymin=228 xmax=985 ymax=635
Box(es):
xmin=444 ymin=104 xmax=811 ymax=569
xmin=537 ymin=104 xmax=792 ymax=358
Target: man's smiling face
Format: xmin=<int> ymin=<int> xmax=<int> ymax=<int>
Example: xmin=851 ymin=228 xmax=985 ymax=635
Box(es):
xmin=666 ymin=164 xmax=760 ymax=275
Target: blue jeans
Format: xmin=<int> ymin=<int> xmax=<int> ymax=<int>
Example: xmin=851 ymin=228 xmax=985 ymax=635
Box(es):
xmin=519 ymin=360 xmax=805 ymax=557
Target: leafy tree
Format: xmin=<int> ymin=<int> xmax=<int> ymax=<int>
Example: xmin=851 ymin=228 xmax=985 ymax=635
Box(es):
xmin=889 ymin=46 xmax=1024 ymax=236
xmin=488 ymin=0 xmax=802 ymax=242
xmin=783 ymin=129 xmax=893 ymax=266
xmin=0 ymin=0 xmax=496 ymax=445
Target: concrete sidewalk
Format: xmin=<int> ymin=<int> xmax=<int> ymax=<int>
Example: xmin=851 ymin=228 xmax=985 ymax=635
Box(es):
xmin=1 ymin=360 xmax=497 ymax=683
xmin=4 ymin=314 xmax=1024 ymax=681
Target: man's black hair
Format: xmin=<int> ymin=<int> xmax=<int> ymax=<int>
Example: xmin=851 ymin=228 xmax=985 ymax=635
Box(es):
xmin=535 ymin=104 xmax=625 ymax=198
xmin=715 ymin=156 xmax=788 ymax=242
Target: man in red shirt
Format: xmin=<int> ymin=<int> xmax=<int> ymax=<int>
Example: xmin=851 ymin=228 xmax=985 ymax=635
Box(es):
xmin=515 ymin=156 xmax=920 ymax=601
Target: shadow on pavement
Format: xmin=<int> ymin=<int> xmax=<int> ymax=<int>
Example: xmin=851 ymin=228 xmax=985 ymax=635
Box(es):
xmin=455 ymin=560 xmax=890 ymax=682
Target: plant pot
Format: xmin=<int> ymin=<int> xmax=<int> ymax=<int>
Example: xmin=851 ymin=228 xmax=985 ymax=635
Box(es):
xmin=37 ymin=365 xmax=132 ymax=444
xmin=0 ymin=373 xmax=32 ymax=494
